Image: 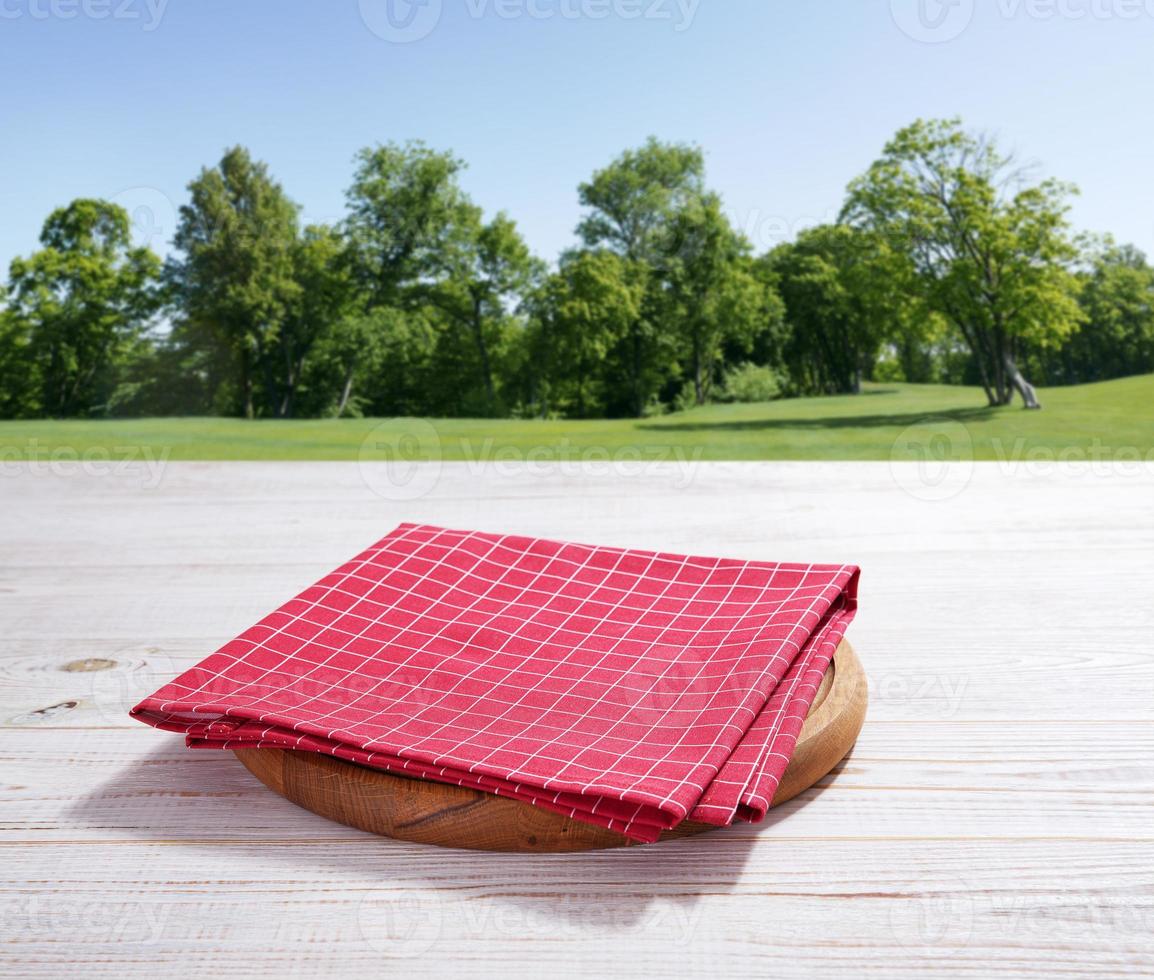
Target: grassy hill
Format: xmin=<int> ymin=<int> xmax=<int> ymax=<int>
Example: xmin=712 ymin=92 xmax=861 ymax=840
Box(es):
xmin=1 ymin=375 xmax=1151 ymax=462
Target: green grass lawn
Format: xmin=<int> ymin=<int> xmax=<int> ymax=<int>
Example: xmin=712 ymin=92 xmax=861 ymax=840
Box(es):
xmin=2 ymin=375 xmax=1151 ymax=462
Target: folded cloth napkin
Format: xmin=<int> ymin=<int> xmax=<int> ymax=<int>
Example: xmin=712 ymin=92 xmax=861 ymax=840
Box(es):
xmin=131 ymin=523 xmax=859 ymax=843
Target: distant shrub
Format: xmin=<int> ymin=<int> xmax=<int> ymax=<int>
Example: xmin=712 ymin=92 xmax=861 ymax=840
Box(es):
xmin=719 ymin=363 xmax=784 ymax=403
xmin=873 ymin=350 xmax=906 ymax=383
xmin=642 ymin=392 xmax=670 ymax=418
xmin=672 ymin=380 xmax=698 ymax=414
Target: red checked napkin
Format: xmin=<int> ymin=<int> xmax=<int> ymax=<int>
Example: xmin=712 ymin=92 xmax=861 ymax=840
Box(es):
xmin=131 ymin=523 xmax=859 ymax=842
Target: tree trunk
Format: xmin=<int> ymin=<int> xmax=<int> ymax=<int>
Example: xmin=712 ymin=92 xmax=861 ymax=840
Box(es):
xmin=847 ymin=336 xmax=863 ymax=394
xmin=693 ymin=340 xmax=705 ymax=407
xmin=992 ymin=347 xmax=1008 ymax=405
xmin=956 ymin=320 xmax=999 ymax=407
xmin=240 ymin=348 xmax=254 ymax=419
xmin=632 ymin=323 xmax=643 ymax=417
xmin=279 ymin=345 xmax=296 ymax=419
xmin=471 ymin=313 xmax=496 ymax=415
xmin=257 ymin=335 xmax=277 ymax=419
xmin=1003 ymin=352 xmax=1042 ymax=409
xmin=278 ymin=378 xmax=293 ymax=419
xmin=336 ymin=371 xmax=354 ymax=417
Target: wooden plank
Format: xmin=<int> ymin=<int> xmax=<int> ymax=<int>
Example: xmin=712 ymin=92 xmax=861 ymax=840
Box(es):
xmin=5 ymin=627 xmax=1153 ymax=727
xmin=3 ymin=724 xmax=1151 ymax=843
xmin=1 ymin=839 xmax=1150 ymax=977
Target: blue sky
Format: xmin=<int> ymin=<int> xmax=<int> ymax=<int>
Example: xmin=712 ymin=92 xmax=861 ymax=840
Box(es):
xmin=2 ymin=0 xmax=1152 ymax=271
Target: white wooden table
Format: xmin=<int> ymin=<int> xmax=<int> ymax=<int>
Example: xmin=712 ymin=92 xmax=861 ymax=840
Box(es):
xmin=2 ymin=460 xmax=1152 ymax=977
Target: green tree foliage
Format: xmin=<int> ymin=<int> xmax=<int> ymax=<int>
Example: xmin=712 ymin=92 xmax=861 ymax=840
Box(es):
xmin=769 ymin=224 xmax=911 ymax=395
xmin=1036 ymin=242 xmax=1154 ymax=384
xmin=345 ymin=141 xmax=468 ymax=309
xmin=843 ymin=118 xmax=1084 ymax=409
xmin=3 ymin=199 xmax=162 ymax=418
xmin=526 ymin=250 xmax=646 ymax=418
xmin=299 ymin=307 xmax=437 ymax=418
xmin=276 ymin=224 xmax=357 ymax=417
xmin=3 ymin=125 xmax=1149 ymax=424
xmin=577 ymin=138 xmax=706 ymax=416
xmin=343 ymin=141 xmax=502 ymax=415
xmin=427 ymin=209 xmax=542 ymax=415
xmin=663 ymin=194 xmax=770 ymax=405
xmin=577 ymin=137 xmax=705 ymax=262
xmin=527 ymin=140 xmax=784 ymax=418
xmin=733 ymin=258 xmax=790 ymax=381
xmin=168 ymin=146 xmax=300 ymax=418
xmin=883 ymin=310 xmax=953 ymax=385
xmin=0 ymin=288 xmax=38 ymax=418
xmin=717 ymin=361 xmax=785 ymax=403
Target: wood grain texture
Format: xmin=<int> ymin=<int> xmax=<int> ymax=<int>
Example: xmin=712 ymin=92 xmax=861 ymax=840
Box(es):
xmin=230 ymin=641 xmax=866 ymax=852
xmin=1 ymin=461 xmax=1153 ymax=977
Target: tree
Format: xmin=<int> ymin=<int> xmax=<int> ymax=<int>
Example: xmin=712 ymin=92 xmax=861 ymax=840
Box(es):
xmin=577 ymin=137 xmax=705 ymax=262
xmin=885 ymin=309 xmax=950 ymax=385
xmin=0 ymin=287 xmax=41 ymax=419
xmin=344 ymin=141 xmax=472 ymax=411
xmin=296 ymin=306 xmax=436 ymax=418
xmin=345 ymin=141 xmax=469 ymax=306
xmin=769 ymin=224 xmax=909 ymax=395
xmin=577 ymin=138 xmax=704 ymax=415
xmin=3 ymin=199 xmax=162 ymax=418
xmin=1050 ymin=242 xmax=1154 ymax=384
xmin=529 ymin=250 xmax=646 ymax=417
xmin=843 ymin=118 xmax=1084 ymax=409
xmin=735 ymin=258 xmax=790 ymax=379
xmin=168 ymin=146 xmax=300 ymax=418
xmin=662 ymin=194 xmax=771 ymax=405
xmin=275 ymin=224 xmax=356 ymax=418
xmin=427 ymin=209 xmax=542 ymax=414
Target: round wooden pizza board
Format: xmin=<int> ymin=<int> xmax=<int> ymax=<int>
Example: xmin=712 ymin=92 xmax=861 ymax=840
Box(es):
xmin=233 ymin=639 xmax=867 ymax=852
